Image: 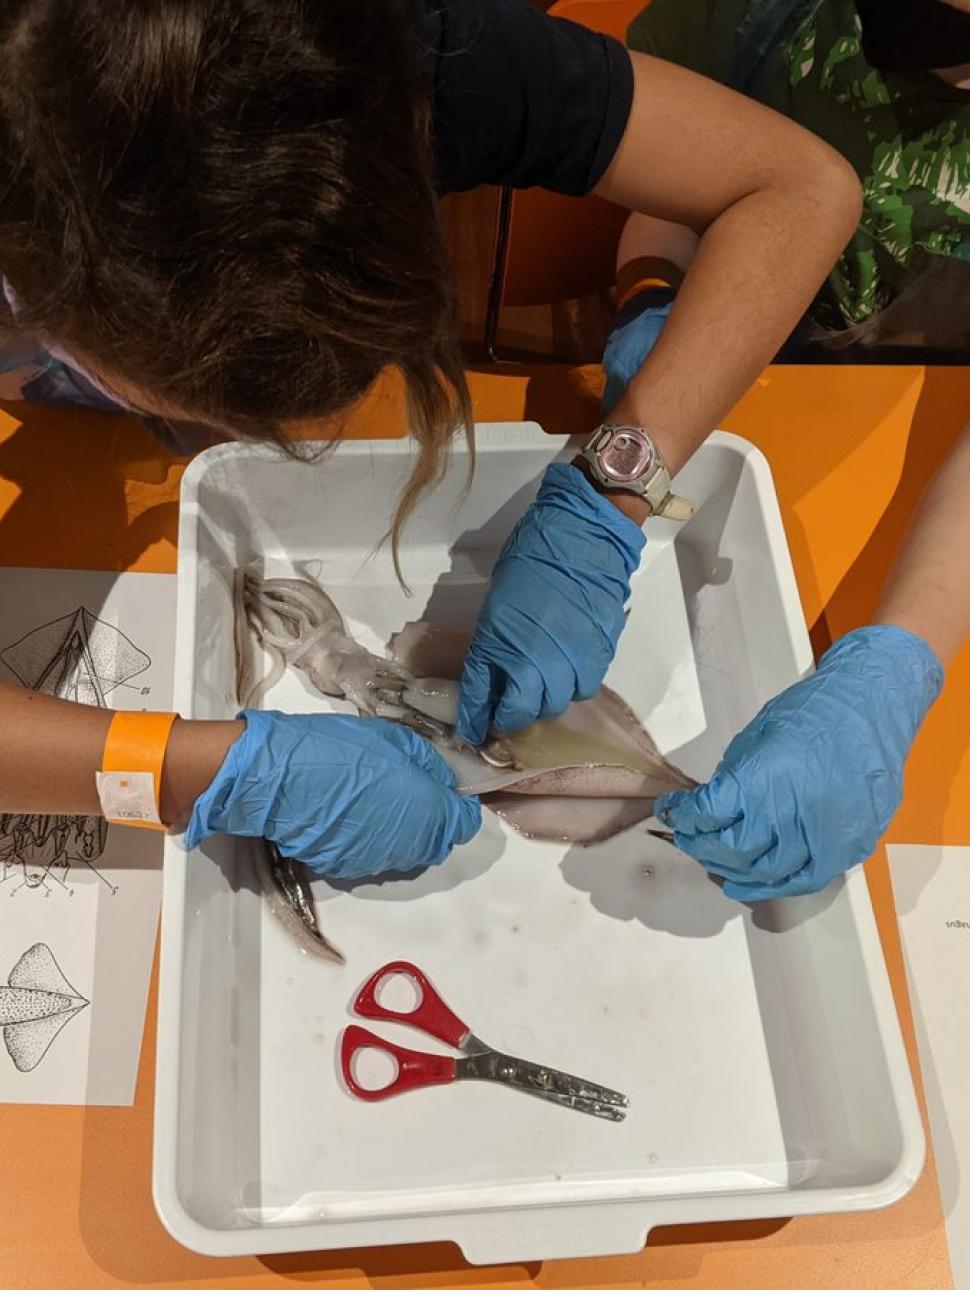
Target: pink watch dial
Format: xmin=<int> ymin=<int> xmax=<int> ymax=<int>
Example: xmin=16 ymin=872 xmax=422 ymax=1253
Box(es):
xmin=597 ymin=427 xmax=655 ymax=484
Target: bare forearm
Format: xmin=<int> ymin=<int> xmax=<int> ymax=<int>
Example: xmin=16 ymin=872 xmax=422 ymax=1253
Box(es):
xmin=611 ymin=183 xmax=853 ymax=473
xmin=876 ymin=423 xmax=970 ymax=665
xmin=0 ymin=679 xmax=241 ymax=828
xmin=595 ymin=53 xmax=862 ymax=474
xmin=161 ymin=716 xmax=245 ymax=829
xmin=616 ymin=211 xmax=699 ymax=288
xmin=0 ymin=682 xmax=112 ymax=815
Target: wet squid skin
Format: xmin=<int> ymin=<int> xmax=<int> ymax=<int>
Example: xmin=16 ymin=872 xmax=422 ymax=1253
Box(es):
xmin=234 ymin=572 xmax=695 ymax=959
xmin=237 ymin=573 xmax=695 ymax=836
xmin=388 ymin=619 xmax=696 ymax=844
xmin=236 ymin=573 xmax=516 ymax=769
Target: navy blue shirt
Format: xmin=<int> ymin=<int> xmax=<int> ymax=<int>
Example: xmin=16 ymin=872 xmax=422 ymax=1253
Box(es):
xmin=413 ymin=0 xmax=635 ymax=194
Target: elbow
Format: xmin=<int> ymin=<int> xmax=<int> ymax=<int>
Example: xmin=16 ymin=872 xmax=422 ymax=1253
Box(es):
xmin=799 ymin=140 xmax=863 ymax=250
xmin=822 ymin=147 xmax=863 ymax=244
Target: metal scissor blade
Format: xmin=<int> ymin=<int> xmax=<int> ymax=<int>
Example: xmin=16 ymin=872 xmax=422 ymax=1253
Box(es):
xmin=459 ymin=1050 xmax=629 ymax=1122
xmin=520 ymin=1085 xmax=627 ymax=1123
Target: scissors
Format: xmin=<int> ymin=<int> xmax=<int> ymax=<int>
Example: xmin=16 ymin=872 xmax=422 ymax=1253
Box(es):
xmin=340 ymin=960 xmax=629 ymax=1123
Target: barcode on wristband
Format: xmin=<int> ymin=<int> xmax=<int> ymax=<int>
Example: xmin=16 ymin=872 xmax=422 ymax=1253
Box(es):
xmin=95 ymin=770 xmax=160 ymax=825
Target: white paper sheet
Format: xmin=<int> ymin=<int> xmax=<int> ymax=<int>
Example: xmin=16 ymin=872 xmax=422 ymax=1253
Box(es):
xmin=889 ymin=844 xmax=970 ymax=1289
xmin=0 ymin=568 xmax=175 ymax=1105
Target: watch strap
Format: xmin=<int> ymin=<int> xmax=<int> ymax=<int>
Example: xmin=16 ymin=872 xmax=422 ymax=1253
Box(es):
xmin=653 ymin=492 xmax=696 ymax=521
xmin=585 ymin=423 xmax=696 ymax=521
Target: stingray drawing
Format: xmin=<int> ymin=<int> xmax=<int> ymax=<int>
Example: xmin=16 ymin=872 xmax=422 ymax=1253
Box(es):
xmin=1 ymin=607 xmax=150 ymax=706
xmin=0 ymin=943 xmax=89 ymax=1072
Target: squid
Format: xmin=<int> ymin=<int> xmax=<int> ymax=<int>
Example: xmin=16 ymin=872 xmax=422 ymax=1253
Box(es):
xmin=234 ymin=572 xmax=696 ymax=962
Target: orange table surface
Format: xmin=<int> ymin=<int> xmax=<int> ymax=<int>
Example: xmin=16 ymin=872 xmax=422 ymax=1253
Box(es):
xmin=0 ymin=363 xmax=965 ymax=1290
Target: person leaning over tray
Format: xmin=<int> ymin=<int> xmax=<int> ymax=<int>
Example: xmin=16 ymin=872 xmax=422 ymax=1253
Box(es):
xmin=0 ymin=0 xmax=936 ymax=903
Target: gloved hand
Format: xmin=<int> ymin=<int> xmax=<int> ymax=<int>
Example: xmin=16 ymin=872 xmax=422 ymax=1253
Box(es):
xmin=656 ymin=626 xmax=943 ymax=901
xmin=457 ymin=463 xmax=645 ymax=742
xmin=185 ymin=710 xmax=482 ymax=879
xmin=602 ymin=290 xmax=675 ymax=415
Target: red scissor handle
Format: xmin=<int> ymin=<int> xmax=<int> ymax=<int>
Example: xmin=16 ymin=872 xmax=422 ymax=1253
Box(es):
xmin=353 ymin=961 xmax=470 ymax=1049
xmin=340 ymin=1025 xmax=458 ymax=1100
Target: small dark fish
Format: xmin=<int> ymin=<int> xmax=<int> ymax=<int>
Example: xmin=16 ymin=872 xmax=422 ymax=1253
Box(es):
xmin=262 ymin=842 xmax=344 ymax=963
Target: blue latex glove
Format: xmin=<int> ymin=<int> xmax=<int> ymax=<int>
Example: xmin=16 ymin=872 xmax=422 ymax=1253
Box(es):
xmin=656 ymin=626 xmax=943 ymax=901
xmin=185 ymin=710 xmax=482 ymax=879
xmin=457 ymin=463 xmax=645 ymax=742
xmin=455 ymin=287 xmax=667 ymax=742
xmin=601 ymin=290 xmax=675 ymax=415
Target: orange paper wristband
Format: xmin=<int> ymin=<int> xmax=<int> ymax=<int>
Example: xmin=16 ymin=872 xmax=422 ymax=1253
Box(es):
xmin=99 ymin=710 xmax=178 ymax=831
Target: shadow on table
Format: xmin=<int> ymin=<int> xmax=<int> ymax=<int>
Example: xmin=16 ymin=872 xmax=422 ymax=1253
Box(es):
xmin=258 ymin=1218 xmax=790 ymax=1284
xmin=0 ymin=400 xmax=183 ymax=572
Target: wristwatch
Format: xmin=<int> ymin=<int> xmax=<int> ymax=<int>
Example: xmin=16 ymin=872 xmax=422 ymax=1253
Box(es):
xmin=577 ymin=424 xmax=695 ymax=520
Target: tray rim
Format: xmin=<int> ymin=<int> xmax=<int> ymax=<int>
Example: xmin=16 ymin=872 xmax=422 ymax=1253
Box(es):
xmin=154 ymin=426 xmax=924 ymax=1260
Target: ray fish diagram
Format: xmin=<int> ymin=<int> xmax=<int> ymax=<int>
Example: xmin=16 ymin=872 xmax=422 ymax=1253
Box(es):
xmin=0 ymin=942 xmax=89 ymax=1072
xmin=0 ymin=607 xmax=153 ymax=897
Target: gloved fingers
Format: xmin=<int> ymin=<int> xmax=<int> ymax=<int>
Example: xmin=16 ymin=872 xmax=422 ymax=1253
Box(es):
xmin=572 ymin=650 xmax=612 ymax=702
xmin=656 ymin=772 xmax=745 ymax=836
xmin=533 ymin=644 xmax=580 ymax=720
xmin=355 ymin=714 xmax=423 ymax=756
xmin=674 ymin=799 xmax=809 ymax=881
xmin=311 ymin=845 xmax=407 ymax=881
xmin=457 ymin=654 xmax=499 ymax=745
xmin=390 ymin=769 xmax=483 ymax=857
xmin=653 ymin=789 xmax=689 ymax=829
xmin=294 ymin=780 xmax=482 ymax=878
xmin=183 ymin=810 xmax=210 ymax=851
xmin=421 ymin=788 xmax=484 ymax=864
xmin=721 ymin=860 xmax=827 ymax=903
xmin=452 ymin=792 xmax=484 ymax=847
xmin=356 ymin=784 xmax=483 ymax=873
xmin=337 ymin=715 xmax=459 ymax=789
xmin=713 ymin=823 xmax=821 ymax=899
xmin=672 ymin=827 xmax=769 ymax=877
xmin=492 ymin=663 xmax=546 ymax=734
xmin=386 ymin=722 xmax=461 ymax=789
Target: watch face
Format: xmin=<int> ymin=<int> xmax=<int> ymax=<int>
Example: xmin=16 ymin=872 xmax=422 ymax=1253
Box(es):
xmin=599 ymin=428 xmax=655 ymax=484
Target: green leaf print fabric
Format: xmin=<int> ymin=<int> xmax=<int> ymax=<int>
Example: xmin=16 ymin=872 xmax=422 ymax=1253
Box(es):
xmin=627 ymin=0 xmax=970 ymax=331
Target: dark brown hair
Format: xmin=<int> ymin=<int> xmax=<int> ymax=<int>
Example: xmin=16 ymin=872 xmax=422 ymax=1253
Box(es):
xmin=0 ymin=0 xmax=472 ymax=563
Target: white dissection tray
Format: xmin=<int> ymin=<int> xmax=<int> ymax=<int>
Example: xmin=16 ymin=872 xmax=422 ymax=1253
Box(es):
xmin=154 ymin=425 xmax=923 ymax=1263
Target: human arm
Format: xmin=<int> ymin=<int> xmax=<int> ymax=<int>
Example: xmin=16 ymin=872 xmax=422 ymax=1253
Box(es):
xmin=656 ymin=425 xmax=970 ymax=900
xmin=594 ymin=52 xmax=862 ymax=480
xmin=0 ymin=679 xmax=240 ymax=824
xmin=0 ymin=683 xmax=480 ymax=877
xmin=458 ymin=51 xmax=861 ymax=740
xmin=875 ymin=421 xmax=970 ymax=664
